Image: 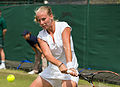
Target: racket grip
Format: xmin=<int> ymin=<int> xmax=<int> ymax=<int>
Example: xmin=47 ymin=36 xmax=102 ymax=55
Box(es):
xmin=67 ymin=70 xmax=72 ymax=74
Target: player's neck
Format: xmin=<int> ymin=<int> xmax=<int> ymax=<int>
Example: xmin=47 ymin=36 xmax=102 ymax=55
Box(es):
xmin=47 ymin=21 xmax=55 ymax=34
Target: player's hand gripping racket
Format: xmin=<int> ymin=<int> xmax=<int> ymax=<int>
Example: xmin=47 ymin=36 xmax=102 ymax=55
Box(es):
xmin=67 ymin=69 xmax=120 ymax=87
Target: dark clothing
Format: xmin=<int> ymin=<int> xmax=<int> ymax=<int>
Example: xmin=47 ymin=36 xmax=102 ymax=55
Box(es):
xmin=0 ymin=16 xmax=7 ymax=48
xmin=0 ymin=16 xmax=7 ymax=37
xmin=26 ymin=34 xmax=40 ymax=48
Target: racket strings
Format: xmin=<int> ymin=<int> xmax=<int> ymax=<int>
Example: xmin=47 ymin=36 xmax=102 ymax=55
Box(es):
xmin=90 ymin=71 xmax=120 ymax=85
xmin=79 ymin=70 xmax=120 ymax=87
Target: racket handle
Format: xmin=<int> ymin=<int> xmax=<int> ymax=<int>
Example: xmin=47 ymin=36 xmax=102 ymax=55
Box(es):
xmin=67 ymin=69 xmax=79 ymax=77
xmin=67 ymin=70 xmax=72 ymax=74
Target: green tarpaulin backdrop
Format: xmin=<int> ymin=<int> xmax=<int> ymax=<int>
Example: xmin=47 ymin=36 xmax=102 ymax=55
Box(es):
xmin=0 ymin=4 xmax=120 ymax=73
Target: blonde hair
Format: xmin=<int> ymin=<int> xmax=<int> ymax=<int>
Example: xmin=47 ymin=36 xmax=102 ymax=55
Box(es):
xmin=34 ymin=6 xmax=53 ymax=23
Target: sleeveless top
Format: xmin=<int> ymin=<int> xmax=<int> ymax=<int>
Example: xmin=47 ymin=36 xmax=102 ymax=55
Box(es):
xmin=37 ymin=21 xmax=78 ymax=79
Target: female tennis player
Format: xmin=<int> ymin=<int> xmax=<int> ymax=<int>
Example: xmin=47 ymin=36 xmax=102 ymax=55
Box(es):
xmin=30 ymin=6 xmax=79 ymax=87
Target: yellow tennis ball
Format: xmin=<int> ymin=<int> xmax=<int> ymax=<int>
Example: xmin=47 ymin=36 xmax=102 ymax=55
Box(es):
xmin=7 ymin=74 xmax=15 ymax=82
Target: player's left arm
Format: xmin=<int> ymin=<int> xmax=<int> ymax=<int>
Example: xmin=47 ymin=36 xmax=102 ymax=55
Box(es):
xmin=62 ymin=27 xmax=77 ymax=76
xmin=62 ymin=27 xmax=72 ymax=63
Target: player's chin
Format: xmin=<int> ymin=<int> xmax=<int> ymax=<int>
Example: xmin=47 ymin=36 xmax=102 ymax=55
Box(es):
xmin=41 ymin=26 xmax=47 ymax=29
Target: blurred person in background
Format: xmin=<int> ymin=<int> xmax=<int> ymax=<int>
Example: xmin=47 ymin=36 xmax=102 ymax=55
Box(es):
xmin=22 ymin=30 xmax=47 ymax=74
xmin=0 ymin=9 xmax=7 ymax=69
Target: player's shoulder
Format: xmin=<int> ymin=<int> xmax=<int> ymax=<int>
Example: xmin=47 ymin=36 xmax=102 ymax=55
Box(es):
xmin=56 ymin=21 xmax=71 ymax=32
xmin=38 ymin=29 xmax=47 ymax=38
xmin=38 ymin=29 xmax=46 ymax=35
xmin=56 ymin=21 xmax=68 ymax=25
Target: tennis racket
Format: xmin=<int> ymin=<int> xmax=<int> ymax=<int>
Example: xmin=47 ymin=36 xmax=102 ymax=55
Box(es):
xmin=67 ymin=69 xmax=120 ymax=87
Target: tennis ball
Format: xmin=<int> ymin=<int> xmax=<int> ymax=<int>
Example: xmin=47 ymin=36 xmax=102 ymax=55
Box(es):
xmin=7 ymin=74 xmax=15 ymax=82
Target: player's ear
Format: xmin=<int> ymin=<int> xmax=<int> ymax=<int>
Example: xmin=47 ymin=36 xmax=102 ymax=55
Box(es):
xmin=50 ymin=14 xmax=54 ymax=19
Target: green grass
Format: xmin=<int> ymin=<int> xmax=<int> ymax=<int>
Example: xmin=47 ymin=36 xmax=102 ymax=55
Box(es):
xmin=0 ymin=69 xmax=37 ymax=87
xmin=0 ymin=69 xmax=120 ymax=87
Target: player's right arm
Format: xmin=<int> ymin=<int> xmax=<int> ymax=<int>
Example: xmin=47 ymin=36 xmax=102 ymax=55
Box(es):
xmin=37 ymin=38 xmax=67 ymax=73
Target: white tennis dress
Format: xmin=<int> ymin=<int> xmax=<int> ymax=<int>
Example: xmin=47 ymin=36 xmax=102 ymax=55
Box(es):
xmin=37 ymin=21 xmax=79 ymax=87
